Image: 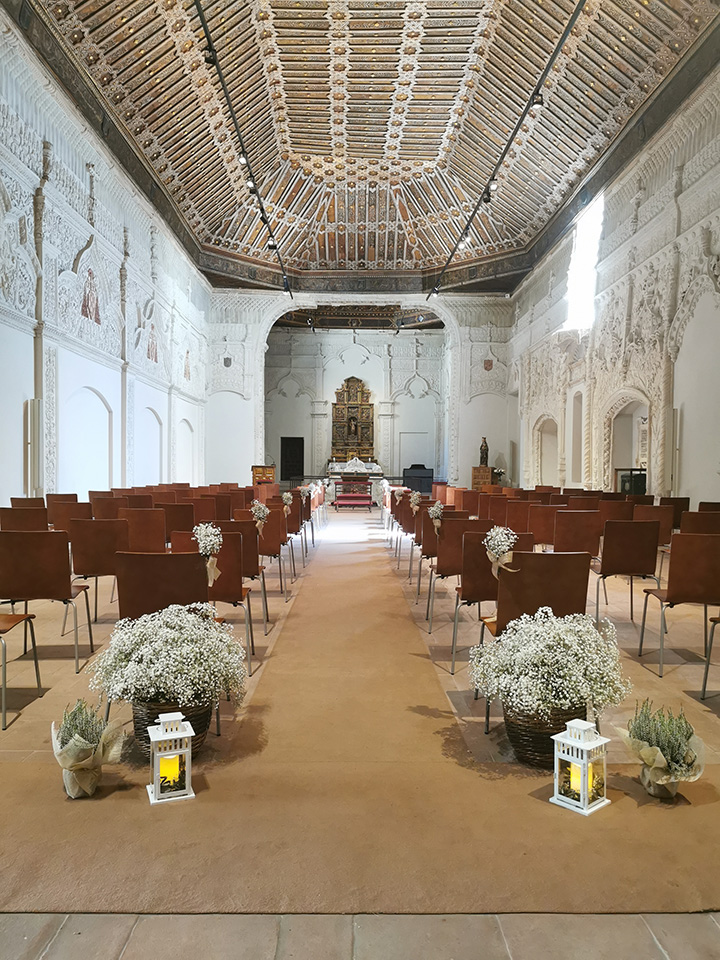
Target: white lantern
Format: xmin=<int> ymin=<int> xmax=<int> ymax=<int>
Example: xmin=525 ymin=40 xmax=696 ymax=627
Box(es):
xmin=147 ymin=712 xmax=195 ymax=805
xmin=549 ymin=719 xmax=610 ymax=816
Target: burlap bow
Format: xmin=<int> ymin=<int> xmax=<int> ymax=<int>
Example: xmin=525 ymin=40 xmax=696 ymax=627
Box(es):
xmin=487 ymin=550 xmax=518 ymax=579
xmin=206 ymin=556 xmax=221 ymax=586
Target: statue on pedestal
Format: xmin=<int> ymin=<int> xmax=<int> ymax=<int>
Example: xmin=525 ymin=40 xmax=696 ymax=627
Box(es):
xmin=480 ymin=437 xmax=489 ymax=466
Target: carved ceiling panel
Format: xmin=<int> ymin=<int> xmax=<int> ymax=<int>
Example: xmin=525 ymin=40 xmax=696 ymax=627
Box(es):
xmin=33 ymin=0 xmax=719 ymax=284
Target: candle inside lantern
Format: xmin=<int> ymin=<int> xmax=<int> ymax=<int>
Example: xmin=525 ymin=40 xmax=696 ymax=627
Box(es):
xmin=570 ymin=762 xmax=593 ymax=796
xmin=159 ymin=753 xmax=180 ymax=789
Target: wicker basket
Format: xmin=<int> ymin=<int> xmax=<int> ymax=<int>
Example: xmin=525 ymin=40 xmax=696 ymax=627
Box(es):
xmin=503 ymin=703 xmax=587 ymax=769
xmin=131 ymin=701 xmax=213 ymax=757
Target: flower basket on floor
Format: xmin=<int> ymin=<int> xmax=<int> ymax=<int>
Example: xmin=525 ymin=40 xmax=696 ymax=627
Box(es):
xmin=90 ymin=603 xmax=247 ymax=757
xmin=469 ymin=607 xmax=631 ymax=769
xmin=620 ymin=699 xmax=705 ymax=798
xmin=51 ymin=699 xmax=125 ymax=798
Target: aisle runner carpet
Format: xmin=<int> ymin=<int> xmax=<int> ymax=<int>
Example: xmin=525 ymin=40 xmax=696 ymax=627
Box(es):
xmin=2 ymin=513 xmax=719 ymax=913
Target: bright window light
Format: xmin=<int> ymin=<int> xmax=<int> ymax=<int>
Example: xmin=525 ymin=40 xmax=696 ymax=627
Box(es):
xmin=565 ymin=193 xmax=604 ymax=331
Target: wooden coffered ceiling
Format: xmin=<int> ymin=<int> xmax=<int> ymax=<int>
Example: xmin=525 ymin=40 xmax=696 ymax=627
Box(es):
xmin=15 ymin=0 xmax=720 ymax=292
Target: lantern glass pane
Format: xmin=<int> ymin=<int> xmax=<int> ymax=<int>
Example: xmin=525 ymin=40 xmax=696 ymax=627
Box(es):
xmin=558 ymin=756 xmax=606 ymax=805
xmin=159 ymin=753 xmax=186 ymax=796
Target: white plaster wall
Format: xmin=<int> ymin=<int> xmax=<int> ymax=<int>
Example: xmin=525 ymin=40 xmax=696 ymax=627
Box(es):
xmin=674 ymin=290 xmax=720 ymax=506
xmin=133 ymin=380 xmax=168 ymax=486
xmin=173 ymin=396 xmax=202 ymax=484
xmin=0 ymin=323 xmax=33 ymax=504
xmin=205 ymin=392 xmax=256 ymax=484
xmin=56 ymin=347 xmax=121 ymax=497
xmin=456 ymin=394 xmax=508 ymax=487
xmin=265 ymin=384 xmax=312 ymax=478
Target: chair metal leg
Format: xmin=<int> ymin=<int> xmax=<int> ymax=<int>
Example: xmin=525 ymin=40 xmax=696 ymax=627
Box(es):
xmin=704 ymin=605 xmax=708 ymax=658
xmin=702 ymin=621 xmax=718 ymax=700
xmin=260 ymin=569 xmax=269 ymax=636
xmin=602 ymin=578 xmax=608 ymax=605
xmin=408 ymin=542 xmax=415 ymax=581
xmin=659 ymin=602 xmax=668 ymax=678
xmin=595 ymin=576 xmax=601 ymax=626
xmin=416 ymin=556 xmax=423 ymax=604
xmin=67 ymin=600 xmax=80 ymax=674
xmin=83 ymin=588 xmax=94 ymax=653
xmin=246 ymin=593 xmax=255 ymax=656
xmin=427 ymin=572 xmax=437 ymax=632
xmin=104 ymin=699 xmax=111 ymax=722
xmin=630 ymin=575 xmax=634 ymax=621
xmin=303 ymin=524 xmax=309 ymax=558
xmin=638 ymin=591 xmax=651 ymax=656
xmin=1 ymin=636 xmax=5 ymax=730
xmin=288 ymin=540 xmax=297 ymax=579
xmin=280 ymin=554 xmax=289 ymax=603
xmin=24 ymin=601 xmax=29 ymax=653
xmin=28 ymin=619 xmax=42 ymax=698
xmin=215 ymin=702 xmax=221 ymax=736
xmin=397 ymin=534 xmax=404 ymax=569
xmin=451 ymin=594 xmax=462 ymax=675
xmin=94 ymin=576 xmax=99 ymax=623
xmin=110 ymin=576 xmax=117 ymax=603
xmin=310 ymin=517 xmax=315 ymax=548
xmin=484 ymin=699 xmax=491 ymax=734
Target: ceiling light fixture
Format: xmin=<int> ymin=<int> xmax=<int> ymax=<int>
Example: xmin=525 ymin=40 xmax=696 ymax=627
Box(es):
xmin=426 ymin=0 xmax=588 ymax=300
xmin=193 ymin=0 xmax=292 ymax=298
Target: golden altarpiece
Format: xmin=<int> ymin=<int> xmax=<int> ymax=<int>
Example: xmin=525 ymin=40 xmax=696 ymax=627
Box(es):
xmin=331 ymin=377 xmax=374 ymax=462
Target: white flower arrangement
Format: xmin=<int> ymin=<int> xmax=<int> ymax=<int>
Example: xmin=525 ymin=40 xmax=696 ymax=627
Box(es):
xmin=427 ymin=500 xmax=444 ymax=520
xmin=250 ymin=500 xmax=270 ymax=522
xmin=394 ymin=488 xmax=404 ymax=504
xmin=89 ymin=603 xmax=247 ymax=707
xmin=192 ymin=522 xmax=223 ymax=558
xmin=299 ymin=485 xmax=310 ymax=504
xmin=468 ymin=607 xmax=631 ymax=722
xmin=282 ymin=492 xmax=293 ymax=507
xmin=484 ymin=525 xmax=518 ymax=562
xmin=409 ymin=490 xmax=422 ymax=514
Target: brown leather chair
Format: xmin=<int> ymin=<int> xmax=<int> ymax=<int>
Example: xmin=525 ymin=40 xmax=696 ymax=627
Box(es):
xmin=506 ymin=500 xmax=531 ymax=532
xmin=699 ymin=502 xmax=720 ymax=512
xmin=634 ymin=504 xmax=674 ymax=546
xmin=0 ymin=507 xmax=49 ymax=531
xmin=117 ymin=507 xmax=167 ymax=552
xmin=88 ymin=490 xmax=113 ymax=503
xmin=487 ymin=496 xmax=509 ymax=527
xmin=186 ymin=498 xmax=216 ymax=523
xmin=600 ymin=492 xmax=626 ymax=501
xmin=476 ymin=550 xmax=591 ymax=729
xmin=92 ymin=496 xmax=129 ymax=520
xmin=598 ymin=500 xmax=634 ymax=526
xmin=550 ymin=494 xmax=569 ymax=505
xmin=69 ymin=518 xmax=130 ymax=621
xmin=115 ymin=551 xmax=208 ymax=621
xmin=217 ymin=520 xmax=269 ymax=635
xmin=591 ymin=520 xmax=660 ymax=624
xmin=46 ymin=494 xmax=78 ymax=525
xmin=49 ymin=501 xmax=93 ymax=532
xmin=639 ymin=533 xmax=720 ymax=678
xmin=427 ymin=518 xmax=492 ymax=633
xmin=10 ymin=497 xmax=45 ymax=508
xmin=659 ymin=496 xmax=690 ymax=530
xmin=415 ymin=509 xmax=469 ymax=604
xmin=170 ymin=530 xmax=255 ymax=675
xmin=527 ymin=504 xmax=561 ymax=548
xmin=553 ymin=511 xmax=602 ymax=557
xmin=156 ymin=502 xmax=195 ymax=536
xmin=680 ymin=511 xmax=720 ymax=534
xmin=568 ymin=496 xmax=600 ymax=511
xmin=0 ymin=611 xmax=42 ymax=730
xmin=626 ymin=494 xmax=654 ymax=506
xmin=0 ymin=531 xmax=93 ymax=673
xmin=126 ymin=494 xmax=154 ymax=509
xmin=203 ymin=493 xmax=232 ymax=521
xmin=526 ymin=491 xmax=551 ymax=504
xmin=449 ymin=531 xmax=536 ymax=674
xmin=152 ymin=490 xmax=177 ymax=504
xmin=254 ymin=507 xmax=290 ymax=602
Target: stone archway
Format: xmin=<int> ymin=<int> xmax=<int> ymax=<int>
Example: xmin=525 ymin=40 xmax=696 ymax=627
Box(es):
xmin=532 ymin=414 xmax=559 ymax=487
xmin=600 ymin=388 xmax=651 ymax=492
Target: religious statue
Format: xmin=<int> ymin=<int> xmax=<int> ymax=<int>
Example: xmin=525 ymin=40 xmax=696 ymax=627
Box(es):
xmin=184 ymin=349 xmax=191 ymax=380
xmin=147 ymin=322 xmax=158 ymax=363
xmin=81 ymin=268 xmax=101 ymax=324
xmin=348 ymin=415 xmax=358 ymax=438
xmin=480 ymin=437 xmax=489 ymax=466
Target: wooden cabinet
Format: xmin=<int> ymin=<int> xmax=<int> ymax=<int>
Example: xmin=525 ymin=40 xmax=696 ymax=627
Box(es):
xmin=472 ymin=466 xmax=492 ymax=490
xmin=252 ymin=464 xmax=276 ymax=485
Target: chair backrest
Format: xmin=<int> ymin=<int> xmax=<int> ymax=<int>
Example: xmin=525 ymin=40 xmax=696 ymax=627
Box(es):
xmin=186 ymin=498 xmax=216 ymax=523
xmin=598 ymin=500 xmax=634 ymax=526
xmin=550 ymin=494 xmax=569 ymax=505
xmin=553 ymin=511 xmax=602 ymax=556
xmin=92 ymin=496 xmax=129 ymax=520
xmin=600 ymin=492 xmax=626 ymax=501
xmin=50 ymin=500 xmax=93 ymax=532
xmin=487 ymin=496 xmax=508 ymax=527
xmin=626 ymin=494 xmax=654 ymax=506
xmin=599 ymin=520 xmax=659 ymax=576
xmin=699 ymin=501 xmax=720 ymax=513
xmin=153 ymin=490 xmax=177 ymax=504
xmin=527 ymin=504 xmax=561 ymax=546
xmin=436 ymin=518 xmax=491 ymax=578
xmin=0 ymin=507 xmax=49 ymax=531
xmin=88 ymin=490 xmax=113 ymax=503
xmin=156 ymin=502 xmax=195 ymax=535
xmin=69 ymin=518 xmax=130 ymax=577
xmin=204 ymin=493 xmax=232 ymax=521
xmin=680 ymin=511 xmax=720 ymax=534
xmin=420 ymin=511 xmax=439 ymax=560
xmin=526 ymin=491 xmax=551 ymax=504
xmin=495 ymin=551 xmax=591 ymax=634
xmin=118 ymin=507 xmax=167 ymax=552
xmin=664 ymin=533 xmax=720 ymax=605
xmin=633 ymin=504 xmax=674 ymax=546
xmin=0 ymin=530 xmax=71 ymax=600
xmin=116 ymin=551 xmax=209 ymax=620
xmin=258 ymin=507 xmax=286 ymax=558
xmin=216 ymin=520 xmax=261 ymax=578
xmin=46 ymin=494 xmax=80 ymax=525
xmin=286 ymin=497 xmax=303 ymax=535
xmin=568 ymin=496 xmax=600 ymax=511
xmin=126 ymin=494 xmax=154 ymax=509
xmin=506 ymin=500 xmax=531 ymax=532
xmin=10 ymin=497 xmax=45 ymax=508
xmin=659 ymin=497 xmax=690 ymax=530
xmin=458 ymin=531 xmax=536 ymax=606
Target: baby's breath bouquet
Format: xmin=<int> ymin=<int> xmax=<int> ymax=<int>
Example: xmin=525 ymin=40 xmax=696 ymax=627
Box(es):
xmin=409 ymin=490 xmax=422 ymax=515
xmin=469 ymin=607 xmax=631 ymax=722
xmin=394 ymin=488 xmax=404 ymax=504
xmin=90 ymin=603 xmax=247 ymax=708
xmin=282 ymin=491 xmax=293 ymax=517
xmin=484 ymin=525 xmax=519 ymax=577
xmin=428 ymin=500 xmax=444 ymax=532
xmin=299 ymin=485 xmax=310 ymax=504
xmin=192 ymin=522 xmax=223 ymax=585
xmin=250 ymin=499 xmax=270 ymax=534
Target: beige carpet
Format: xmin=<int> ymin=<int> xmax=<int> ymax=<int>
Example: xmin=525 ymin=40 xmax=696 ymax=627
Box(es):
xmin=1 ymin=514 xmax=719 ymax=914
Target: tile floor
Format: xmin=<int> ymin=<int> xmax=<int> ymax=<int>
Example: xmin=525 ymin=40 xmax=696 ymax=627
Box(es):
xmin=1 ymin=508 xmax=719 ymax=958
